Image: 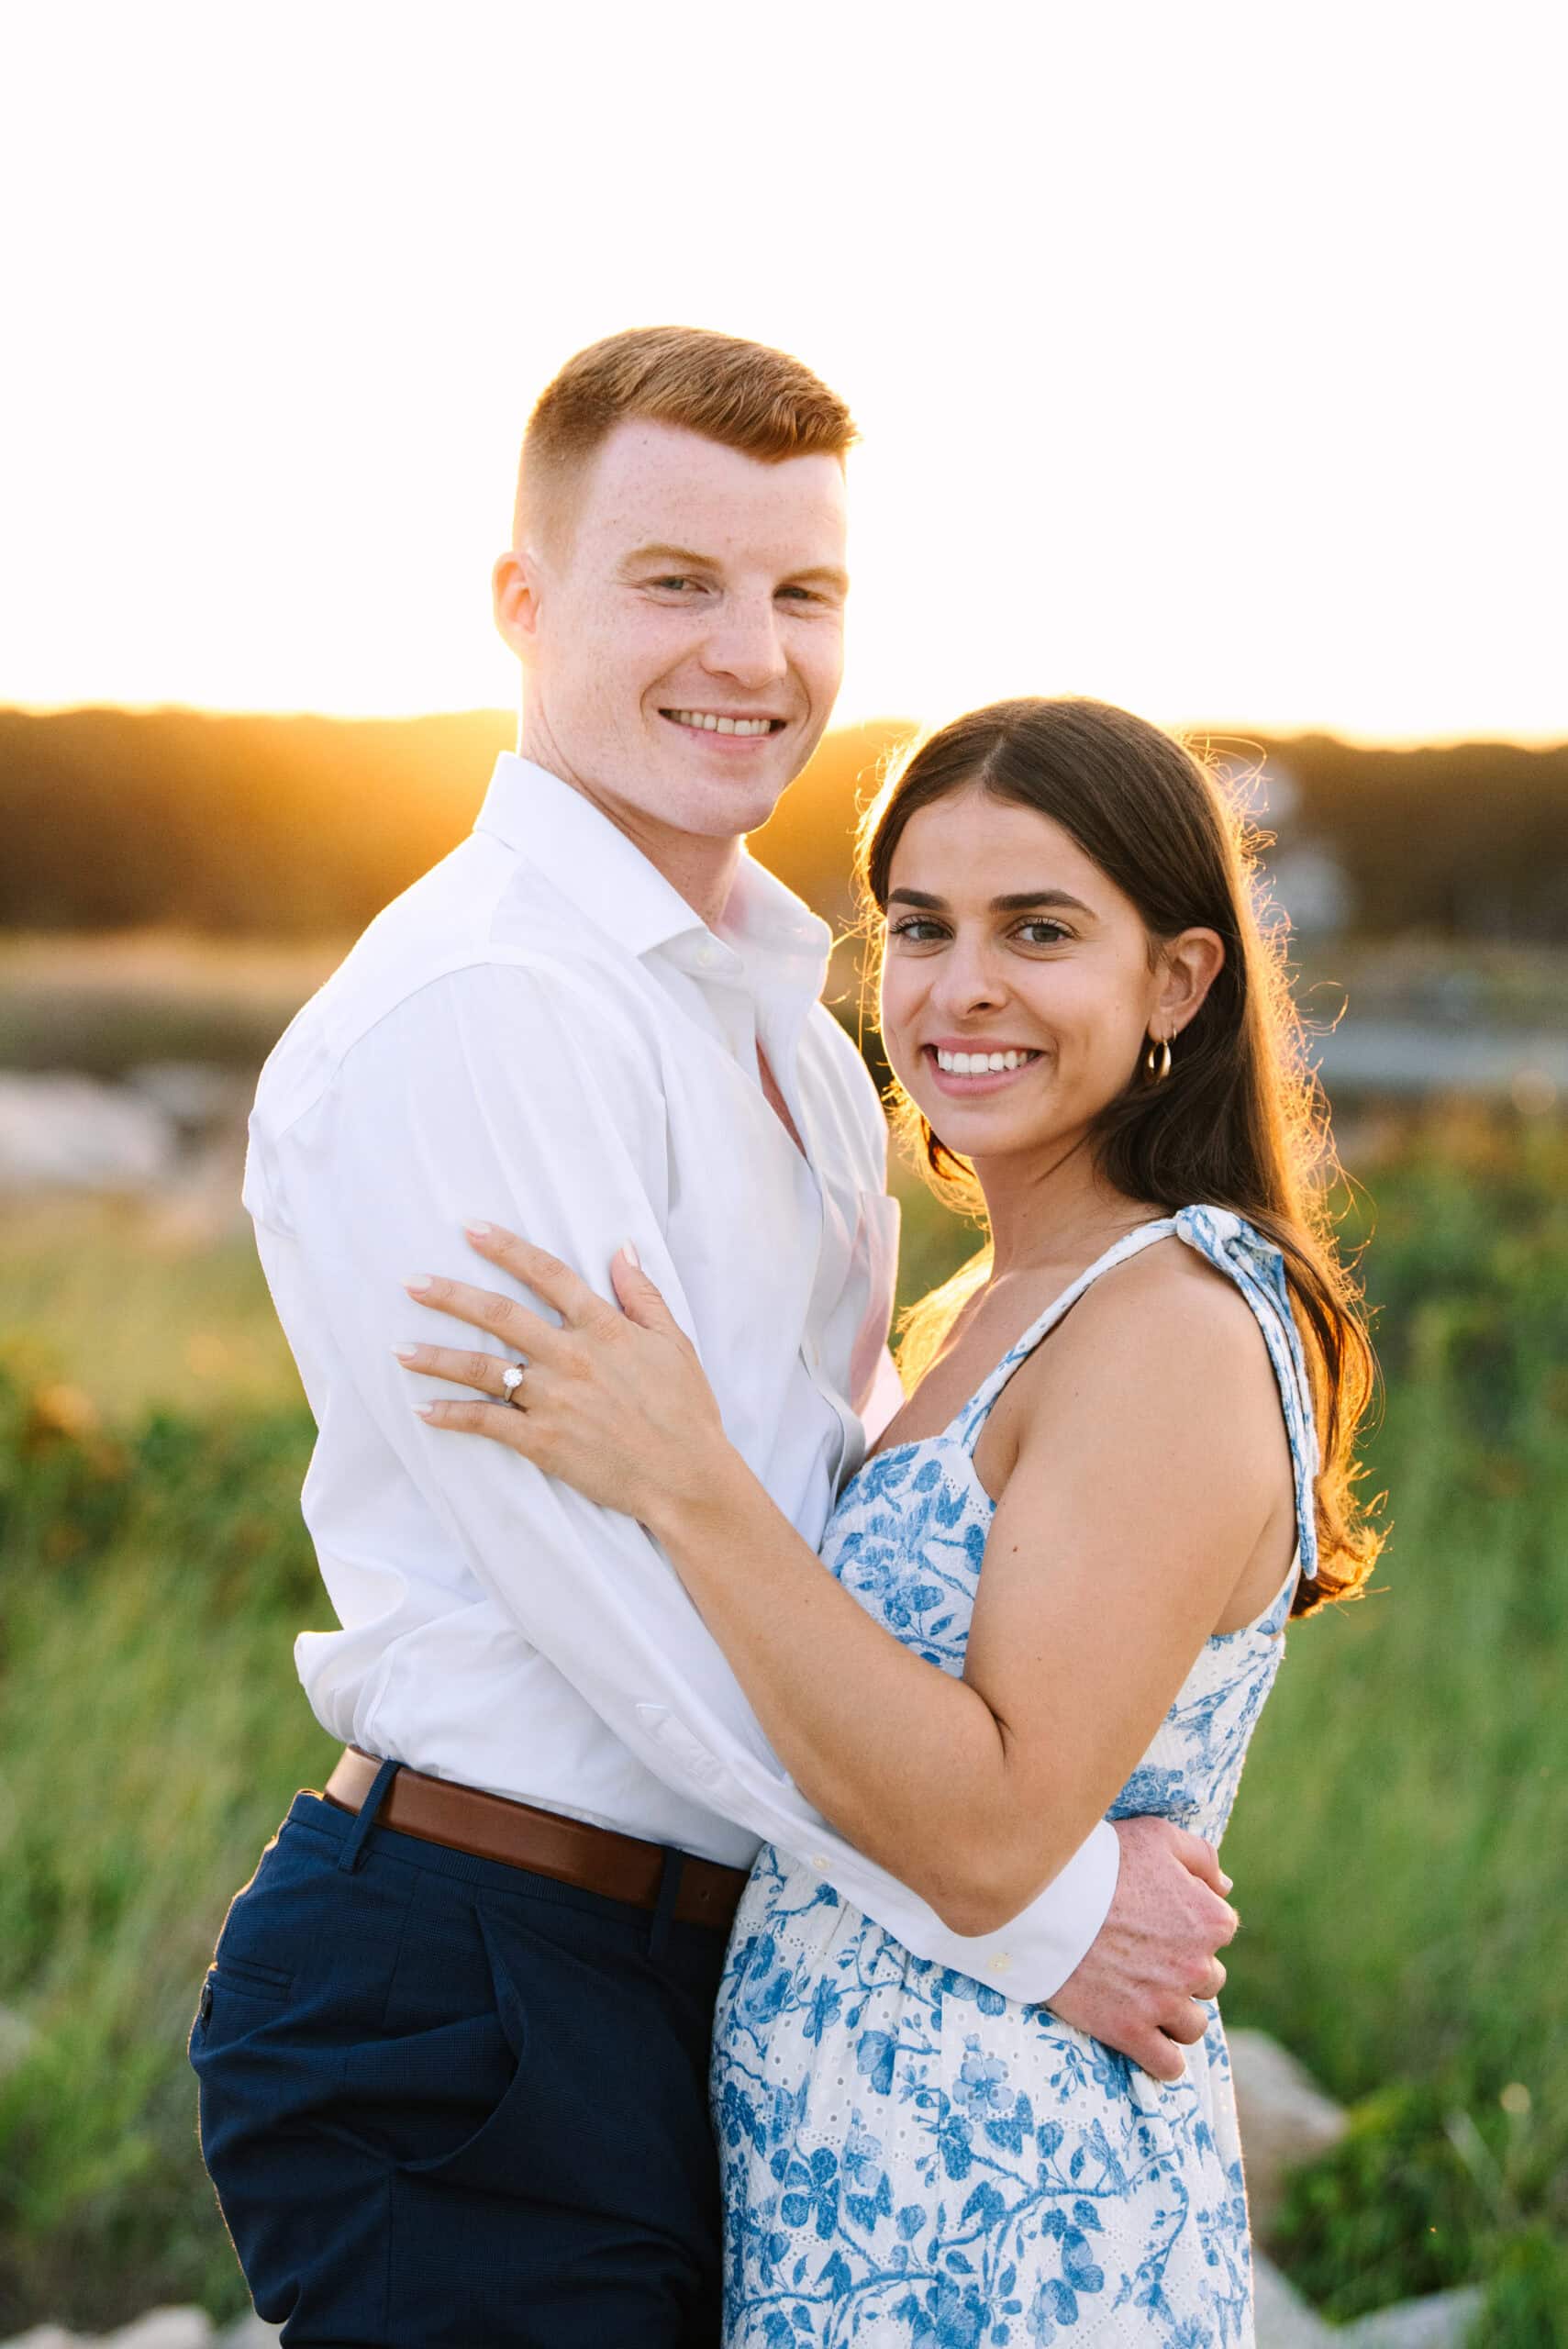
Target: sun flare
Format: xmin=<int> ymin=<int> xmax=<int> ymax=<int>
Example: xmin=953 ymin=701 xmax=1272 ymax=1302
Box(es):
xmin=2 ymin=6 xmax=1561 ymax=746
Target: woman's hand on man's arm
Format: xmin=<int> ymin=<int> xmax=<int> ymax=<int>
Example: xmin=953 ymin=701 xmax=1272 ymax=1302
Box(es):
xmin=398 ymin=1224 xmax=736 ymax=1524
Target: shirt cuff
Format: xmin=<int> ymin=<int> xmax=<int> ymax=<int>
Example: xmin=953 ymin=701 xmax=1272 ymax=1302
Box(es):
xmin=951 ymin=1818 xmax=1123 ymax=2003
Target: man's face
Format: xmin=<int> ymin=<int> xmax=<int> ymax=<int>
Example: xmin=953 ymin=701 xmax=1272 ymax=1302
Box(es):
xmin=499 ymin=420 xmax=849 ymax=845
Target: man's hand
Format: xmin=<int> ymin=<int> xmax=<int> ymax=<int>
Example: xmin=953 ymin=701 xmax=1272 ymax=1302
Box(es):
xmin=1047 ymin=1817 xmax=1239 ymax=2080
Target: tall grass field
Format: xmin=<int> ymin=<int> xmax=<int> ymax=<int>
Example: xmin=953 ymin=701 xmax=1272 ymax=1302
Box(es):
xmin=1 ymin=1114 xmax=1564 ymax=2339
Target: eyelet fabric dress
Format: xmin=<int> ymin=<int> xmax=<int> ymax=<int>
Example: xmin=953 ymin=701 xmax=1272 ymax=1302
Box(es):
xmin=710 ymin=1207 xmax=1320 ymax=2347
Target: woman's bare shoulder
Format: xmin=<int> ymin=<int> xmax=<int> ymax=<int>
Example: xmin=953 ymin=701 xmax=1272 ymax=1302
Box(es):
xmin=1007 ymin=1229 xmax=1281 ymax=1442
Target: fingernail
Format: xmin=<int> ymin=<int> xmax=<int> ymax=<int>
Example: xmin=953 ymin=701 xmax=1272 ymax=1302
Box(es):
xmin=393 ymin=1344 xmax=418 ymax=1363
xmin=464 ymin=1220 xmax=493 ymax=1239
xmin=403 ymin=1274 xmax=432 ymax=1293
xmin=620 ymin=1237 xmax=641 ymax=1268
xmin=412 ymin=1403 xmax=436 ymax=1419
xmin=1219 ymin=1872 xmax=1234 ymax=1893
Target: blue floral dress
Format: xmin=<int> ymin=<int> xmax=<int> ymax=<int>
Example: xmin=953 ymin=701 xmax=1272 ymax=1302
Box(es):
xmin=710 ymin=1208 xmax=1320 ymax=2348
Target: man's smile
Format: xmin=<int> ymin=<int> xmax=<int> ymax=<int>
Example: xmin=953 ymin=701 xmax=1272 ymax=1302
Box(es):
xmin=660 ymin=707 xmax=788 ymax=740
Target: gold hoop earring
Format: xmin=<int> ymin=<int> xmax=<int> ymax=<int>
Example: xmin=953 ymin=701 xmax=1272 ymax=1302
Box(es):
xmin=1142 ymin=1034 xmax=1173 ymax=1085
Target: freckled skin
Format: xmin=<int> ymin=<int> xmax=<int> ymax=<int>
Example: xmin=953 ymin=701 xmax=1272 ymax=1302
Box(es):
xmin=494 ymin=420 xmax=849 ymax=911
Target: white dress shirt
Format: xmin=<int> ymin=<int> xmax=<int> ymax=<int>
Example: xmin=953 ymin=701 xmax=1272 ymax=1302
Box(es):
xmin=244 ymin=753 xmax=1119 ymax=1998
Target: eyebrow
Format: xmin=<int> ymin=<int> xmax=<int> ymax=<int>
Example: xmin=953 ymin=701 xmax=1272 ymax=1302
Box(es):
xmin=887 ymin=886 xmax=1096 ymax=917
xmin=784 ymin=563 xmax=851 ymax=594
xmin=620 ymin=541 xmax=850 ymax=594
xmin=621 ymin=542 xmax=716 ymax=573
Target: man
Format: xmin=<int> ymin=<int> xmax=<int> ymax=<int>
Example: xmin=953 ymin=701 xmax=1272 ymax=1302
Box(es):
xmin=194 ymin=327 xmax=1237 ymax=2347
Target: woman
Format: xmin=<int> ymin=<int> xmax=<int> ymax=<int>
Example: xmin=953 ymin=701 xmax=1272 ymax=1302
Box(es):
xmin=399 ymin=697 xmax=1381 ymax=2343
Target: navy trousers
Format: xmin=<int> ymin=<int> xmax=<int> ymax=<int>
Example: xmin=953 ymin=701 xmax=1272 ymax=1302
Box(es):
xmin=190 ymin=1771 xmax=729 ymax=2346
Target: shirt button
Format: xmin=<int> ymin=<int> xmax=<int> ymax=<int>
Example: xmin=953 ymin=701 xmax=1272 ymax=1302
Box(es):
xmin=811 ymin=1853 xmax=829 ymax=1871
xmin=988 ymin=1952 xmax=1012 ymax=1974
xmin=696 ymin=943 xmax=721 ymax=969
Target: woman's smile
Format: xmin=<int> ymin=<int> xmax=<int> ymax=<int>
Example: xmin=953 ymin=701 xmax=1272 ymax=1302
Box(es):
xmin=922 ymin=1041 xmax=1046 ymax=1097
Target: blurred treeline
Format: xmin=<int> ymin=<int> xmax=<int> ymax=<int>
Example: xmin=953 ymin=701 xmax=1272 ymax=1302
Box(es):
xmin=3 ymin=705 xmax=1566 ymax=943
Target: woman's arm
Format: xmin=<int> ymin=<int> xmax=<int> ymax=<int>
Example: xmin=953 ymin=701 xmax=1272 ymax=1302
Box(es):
xmin=406 ymin=1228 xmax=1286 ymax=1935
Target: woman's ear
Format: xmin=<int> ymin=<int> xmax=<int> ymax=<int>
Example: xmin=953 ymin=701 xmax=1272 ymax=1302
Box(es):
xmin=1156 ymin=928 xmax=1226 ymax=1038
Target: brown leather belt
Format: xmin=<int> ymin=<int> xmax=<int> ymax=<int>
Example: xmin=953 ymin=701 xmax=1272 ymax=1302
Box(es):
xmin=321 ymin=1747 xmax=750 ymax=1933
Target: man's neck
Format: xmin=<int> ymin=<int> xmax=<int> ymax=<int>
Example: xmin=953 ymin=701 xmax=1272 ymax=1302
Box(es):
xmin=517 ymin=731 xmax=740 ymax=932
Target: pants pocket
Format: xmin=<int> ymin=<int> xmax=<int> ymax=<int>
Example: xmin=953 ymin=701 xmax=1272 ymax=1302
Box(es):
xmin=210 ymin=1950 xmax=294 ymax=2002
xmin=390 ymin=1900 xmax=532 ymax=2186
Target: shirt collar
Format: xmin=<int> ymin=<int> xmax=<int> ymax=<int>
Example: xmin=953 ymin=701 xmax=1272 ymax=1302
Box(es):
xmin=473 ymin=753 xmax=833 ymax=998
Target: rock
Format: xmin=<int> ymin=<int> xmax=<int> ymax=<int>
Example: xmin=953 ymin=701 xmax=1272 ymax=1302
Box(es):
xmin=124 ymin=1063 xmax=247 ymax=1133
xmin=0 ymin=2277 xmax=1482 ymax=2349
xmin=1340 ymin=2286 xmax=1487 ymax=2346
xmin=0 ymin=1074 xmax=177 ymax=1195
xmin=101 ymin=2316 xmax=214 ymax=2349
xmin=1229 ymin=2026 xmax=1351 ymax=2239
xmin=1239 ymin=2039 xmax=1485 ymax=2344
xmin=1254 ymin=2250 xmax=1332 ymax=2346
xmin=0 ymin=2317 xmax=239 ymax=2349
xmin=142 ymin=1127 xmax=250 ymax=1244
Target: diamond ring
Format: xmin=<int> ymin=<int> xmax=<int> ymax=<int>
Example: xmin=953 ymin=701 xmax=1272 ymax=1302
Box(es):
xmin=500 ymin=1361 xmax=527 ymax=1408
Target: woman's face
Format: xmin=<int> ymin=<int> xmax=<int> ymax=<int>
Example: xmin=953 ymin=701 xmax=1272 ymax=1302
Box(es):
xmin=879 ymin=784 xmax=1216 ymax=1178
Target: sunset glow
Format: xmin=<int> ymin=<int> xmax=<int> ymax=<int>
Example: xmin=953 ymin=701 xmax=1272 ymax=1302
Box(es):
xmin=4 ymin=4 xmax=1562 ymax=743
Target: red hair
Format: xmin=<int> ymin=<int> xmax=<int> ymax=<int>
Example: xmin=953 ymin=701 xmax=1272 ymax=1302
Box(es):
xmin=515 ymin=326 xmax=857 ymax=546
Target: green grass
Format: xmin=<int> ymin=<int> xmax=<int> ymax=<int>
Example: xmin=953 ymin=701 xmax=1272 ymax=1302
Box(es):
xmin=0 ymin=1115 xmax=1564 ymax=2336
xmin=1222 ymin=1119 xmax=1568 ymax=2336
xmin=0 ymin=1381 xmax=330 ymax=2332
xmin=0 ymin=1197 xmax=301 ymax=1423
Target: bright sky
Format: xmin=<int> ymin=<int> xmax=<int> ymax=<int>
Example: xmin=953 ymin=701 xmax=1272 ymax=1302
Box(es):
xmin=3 ymin=3 xmax=1563 ymax=744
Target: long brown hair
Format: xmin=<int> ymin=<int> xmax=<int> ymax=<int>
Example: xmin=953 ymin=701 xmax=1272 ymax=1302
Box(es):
xmin=860 ymin=696 xmax=1382 ymax=1616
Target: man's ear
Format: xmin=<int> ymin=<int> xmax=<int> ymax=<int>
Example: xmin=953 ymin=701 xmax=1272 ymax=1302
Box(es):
xmin=1156 ymin=928 xmax=1226 ymax=1038
xmin=493 ymin=547 xmax=546 ymax=661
